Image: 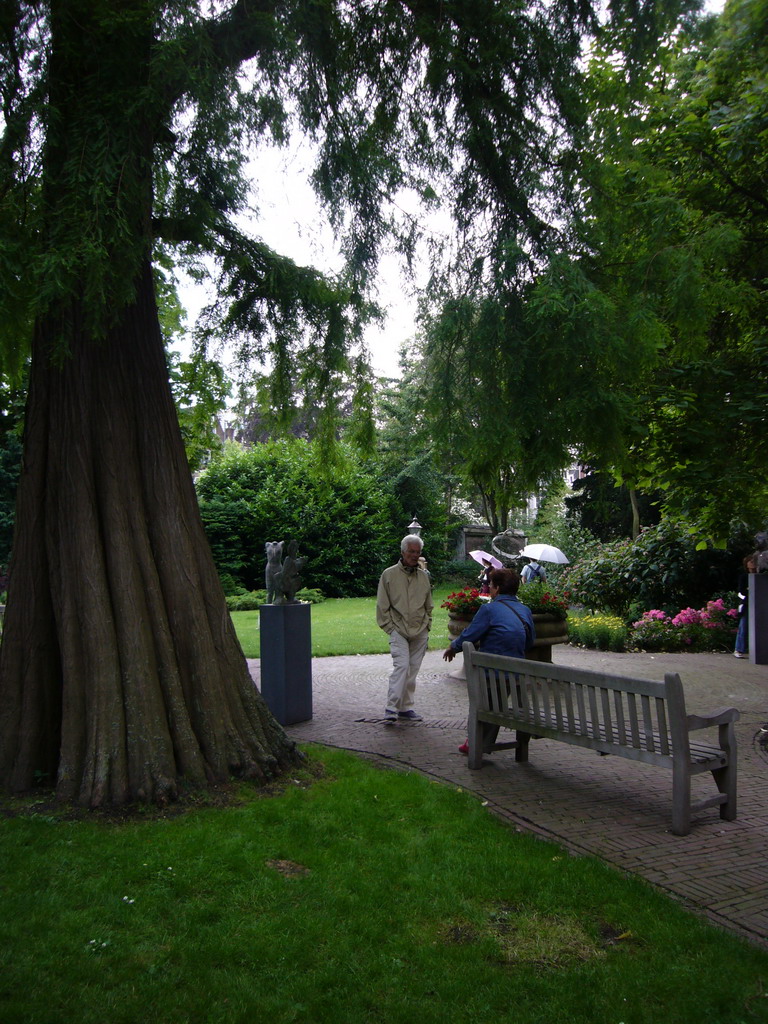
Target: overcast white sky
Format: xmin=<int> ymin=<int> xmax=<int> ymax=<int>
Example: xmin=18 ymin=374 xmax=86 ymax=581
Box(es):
xmin=175 ymin=141 xmax=428 ymax=381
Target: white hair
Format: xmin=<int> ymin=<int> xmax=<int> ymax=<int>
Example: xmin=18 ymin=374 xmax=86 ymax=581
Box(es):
xmin=400 ymin=534 xmax=424 ymax=553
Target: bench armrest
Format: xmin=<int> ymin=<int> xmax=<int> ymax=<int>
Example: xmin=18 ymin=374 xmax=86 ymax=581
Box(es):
xmin=686 ymin=707 xmax=740 ymax=731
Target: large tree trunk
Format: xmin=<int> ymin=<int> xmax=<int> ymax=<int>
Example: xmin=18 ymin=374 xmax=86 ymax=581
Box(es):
xmin=629 ymin=487 xmax=641 ymax=540
xmin=0 ymin=262 xmax=301 ymax=806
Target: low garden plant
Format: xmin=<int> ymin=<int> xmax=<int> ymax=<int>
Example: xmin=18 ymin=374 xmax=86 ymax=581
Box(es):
xmin=440 ymin=586 xmax=484 ymax=617
xmin=518 ymin=584 xmax=570 ymax=620
xmin=2 ymin=746 xmax=768 ymax=1024
xmin=629 ymin=598 xmax=738 ymax=652
xmin=568 ymin=614 xmax=629 ymax=652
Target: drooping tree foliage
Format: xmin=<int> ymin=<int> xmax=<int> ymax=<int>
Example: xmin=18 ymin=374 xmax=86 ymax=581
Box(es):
xmin=0 ymin=0 xmax=687 ymax=806
xmin=565 ymin=471 xmax=662 ymax=542
xmin=421 ymin=0 xmax=768 ymax=544
xmin=561 ymin=0 xmax=768 ymax=538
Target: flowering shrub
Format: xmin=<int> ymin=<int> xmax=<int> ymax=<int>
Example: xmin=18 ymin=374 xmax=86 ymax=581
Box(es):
xmin=630 ymin=598 xmax=738 ymax=652
xmin=441 ymin=588 xmax=484 ymax=617
xmin=517 ymin=585 xmax=570 ymax=621
xmin=629 ymin=612 xmax=680 ymax=651
xmin=440 ymin=585 xmax=571 ymax=621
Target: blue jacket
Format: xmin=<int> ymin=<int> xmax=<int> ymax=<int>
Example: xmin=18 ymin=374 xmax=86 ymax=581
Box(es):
xmin=449 ymin=595 xmax=535 ymax=657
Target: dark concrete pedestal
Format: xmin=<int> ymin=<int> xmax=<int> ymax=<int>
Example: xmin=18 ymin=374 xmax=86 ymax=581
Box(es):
xmin=749 ymin=574 xmax=768 ymax=666
xmin=259 ymin=603 xmax=313 ymax=725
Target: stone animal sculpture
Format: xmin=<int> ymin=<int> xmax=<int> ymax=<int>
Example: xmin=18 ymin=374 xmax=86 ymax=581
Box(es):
xmin=278 ymin=539 xmax=306 ymax=604
xmin=265 ymin=540 xmax=284 ymax=604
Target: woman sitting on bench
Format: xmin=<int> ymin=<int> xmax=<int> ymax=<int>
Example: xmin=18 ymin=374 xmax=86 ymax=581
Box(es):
xmin=443 ymin=568 xmax=536 ymax=755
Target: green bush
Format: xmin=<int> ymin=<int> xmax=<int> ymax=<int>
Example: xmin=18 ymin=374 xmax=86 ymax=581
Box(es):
xmin=197 ymin=440 xmax=404 ymax=598
xmin=225 ymin=587 xmax=325 ymax=611
xmin=225 ymin=590 xmax=267 ymax=611
xmin=431 ymin=559 xmax=480 ymax=587
xmin=219 ymin=573 xmax=248 ymax=597
xmin=562 ymin=520 xmax=748 ymax=617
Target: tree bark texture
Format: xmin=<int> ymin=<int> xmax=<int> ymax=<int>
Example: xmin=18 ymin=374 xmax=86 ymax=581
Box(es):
xmin=0 ymin=262 xmax=302 ymax=805
xmin=630 ymin=487 xmax=641 ymax=540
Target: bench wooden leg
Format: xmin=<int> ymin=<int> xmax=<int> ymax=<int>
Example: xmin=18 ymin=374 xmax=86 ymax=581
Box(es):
xmin=468 ymin=717 xmax=484 ymax=769
xmin=671 ymin=763 xmax=691 ymax=836
xmin=482 ymin=723 xmax=500 ymax=753
xmin=713 ymin=763 xmax=738 ymax=821
xmin=515 ymin=730 xmax=530 ymax=763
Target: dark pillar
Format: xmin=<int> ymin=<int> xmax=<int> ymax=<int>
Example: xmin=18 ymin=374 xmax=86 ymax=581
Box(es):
xmin=748 ymin=574 xmax=768 ymax=666
xmin=259 ymin=603 xmax=313 ymax=725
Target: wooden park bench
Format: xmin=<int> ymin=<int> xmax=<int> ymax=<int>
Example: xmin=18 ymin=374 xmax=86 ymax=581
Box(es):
xmin=463 ymin=644 xmax=739 ymax=836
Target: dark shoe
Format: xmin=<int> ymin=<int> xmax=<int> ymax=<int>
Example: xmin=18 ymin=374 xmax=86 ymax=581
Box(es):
xmin=458 ymin=740 xmax=469 ymax=755
xmin=384 ymin=708 xmax=397 ymax=722
xmin=398 ymin=710 xmax=423 ymax=721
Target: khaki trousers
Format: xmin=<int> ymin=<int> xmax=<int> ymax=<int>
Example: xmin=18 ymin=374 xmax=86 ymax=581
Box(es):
xmin=386 ymin=630 xmax=429 ymax=711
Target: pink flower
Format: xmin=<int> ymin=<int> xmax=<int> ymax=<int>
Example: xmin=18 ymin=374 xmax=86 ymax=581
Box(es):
xmin=672 ymin=608 xmax=700 ymax=627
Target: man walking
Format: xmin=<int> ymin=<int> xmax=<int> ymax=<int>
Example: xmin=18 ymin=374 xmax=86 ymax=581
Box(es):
xmin=376 ymin=534 xmax=433 ymax=722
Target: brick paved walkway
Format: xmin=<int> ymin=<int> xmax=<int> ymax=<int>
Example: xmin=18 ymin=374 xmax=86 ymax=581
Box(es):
xmin=250 ymin=646 xmax=768 ymax=949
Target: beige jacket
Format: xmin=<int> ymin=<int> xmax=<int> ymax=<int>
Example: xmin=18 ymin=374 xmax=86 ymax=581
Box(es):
xmin=376 ymin=561 xmax=433 ymax=639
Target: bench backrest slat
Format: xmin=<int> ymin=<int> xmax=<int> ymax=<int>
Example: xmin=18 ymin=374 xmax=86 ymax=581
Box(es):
xmin=641 ymin=694 xmax=656 ymax=751
xmin=656 ymin=698 xmax=671 ymax=756
xmin=600 ymin=687 xmax=614 ymax=743
xmin=575 ymin=683 xmax=589 ymax=737
xmin=613 ymin=690 xmax=627 ymax=745
xmin=563 ymin=682 xmax=576 ymax=733
xmin=464 ymin=649 xmax=692 ymax=758
xmin=627 ymin=693 xmax=641 ymax=747
xmin=586 ymin=686 xmax=599 ymax=741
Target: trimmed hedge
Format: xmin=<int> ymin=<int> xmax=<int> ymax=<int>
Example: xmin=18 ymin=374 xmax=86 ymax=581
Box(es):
xmin=197 ymin=440 xmax=403 ymax=598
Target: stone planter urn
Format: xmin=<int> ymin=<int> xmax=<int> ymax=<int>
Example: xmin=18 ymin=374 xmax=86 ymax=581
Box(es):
xmin=445 ymin=609 xmax=478 ymax=679
xmin=447 ymin=611 xmax=476 ymax=640
xmin=445 ymin=609 xmax=568 ymax=677
xmin=527 ymin=613 xmax=569 ymax=664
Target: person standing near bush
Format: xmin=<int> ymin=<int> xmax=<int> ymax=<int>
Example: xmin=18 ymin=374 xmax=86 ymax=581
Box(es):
xmin=376 ymin=535 xmax=433 ymax=722
xmin=734 ymin=554 xmax=758 ymax=658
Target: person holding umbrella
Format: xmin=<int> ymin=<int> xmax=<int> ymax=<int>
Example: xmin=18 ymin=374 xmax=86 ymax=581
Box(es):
xmin=520 ymin=542 xmax=569 ymax=585
xmin=469 ymin=549 xmax=502 ymax=595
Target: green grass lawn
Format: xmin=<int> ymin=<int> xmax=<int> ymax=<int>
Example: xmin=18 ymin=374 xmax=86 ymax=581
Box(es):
xmin=2 ymin=746 xmax=768 ymax=1024
xmin=231 ymin=585 xmax=455 ymax=658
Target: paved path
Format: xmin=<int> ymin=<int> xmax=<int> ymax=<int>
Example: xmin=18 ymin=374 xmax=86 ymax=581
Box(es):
xmin=250 ymin=647 xmax=768 ymax=949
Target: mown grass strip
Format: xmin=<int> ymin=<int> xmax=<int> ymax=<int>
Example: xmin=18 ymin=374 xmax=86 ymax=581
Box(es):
xmin=2 ymin=746 xmax=767 ymax=1024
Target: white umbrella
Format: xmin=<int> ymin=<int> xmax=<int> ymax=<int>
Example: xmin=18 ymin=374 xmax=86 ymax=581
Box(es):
xmin=520 ymin=543 xmax=570 ymax=565
xmin=468 ymin=549 xmax=503 ymax=569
